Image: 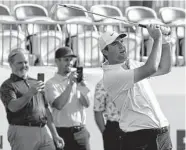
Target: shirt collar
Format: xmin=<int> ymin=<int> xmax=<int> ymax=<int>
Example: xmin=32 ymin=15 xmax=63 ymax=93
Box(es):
xmin=10 ymin=73 xmax=31 ymax=82
xmin=55 ymin=73 xmax=69 ymax=81
xmin=102 ymin=59 xmax=131 ymax=70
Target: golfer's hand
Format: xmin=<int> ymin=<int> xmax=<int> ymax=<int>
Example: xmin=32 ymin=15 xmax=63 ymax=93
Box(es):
xmin=147 ymin=24 xmax=162 ymax=40
xmin=159 ymin=25 xmax=171 ymax=36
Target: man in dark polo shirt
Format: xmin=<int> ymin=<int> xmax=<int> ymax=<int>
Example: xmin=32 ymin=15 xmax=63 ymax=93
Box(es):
xmin=0 ymin=48 xmax=64 ymax=150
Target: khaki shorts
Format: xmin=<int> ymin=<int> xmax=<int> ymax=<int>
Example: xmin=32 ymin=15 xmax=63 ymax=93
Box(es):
xmin=8 ymin=125 xmax=56 ymax=150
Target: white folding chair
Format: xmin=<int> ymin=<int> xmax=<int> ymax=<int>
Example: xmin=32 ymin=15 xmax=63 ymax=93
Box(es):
xmin=90 ymin=4 xmax=125 ymax=33
xmin=0 ymin=16 xmax=26 ymax=65
xmin=51 ymin=3 xmax=89 ymax=21
xmin=51 ymin=4 xmax=103 ymax=67
xmin=125 ymin=6 xmax=161 ymax=39
xmin=0 ymin=16 xmax=22 ymax=32
xmin=0 ymin=4 xmax=11 ymax=15
xmin=14 ymin=3 xmax=48 ymax=20
xmin=125 ymin=6 xmax=168 ymax=62
xmin=64 ymin=17 xmax=103 ymax=67
xmin=71 ymin=31 xmax=103 ymax=67
xmin=23 ymin=17 xmax=64 ymax=66
xmin=14 ymin=3 xmax=49 ymax=35
xmin=25 ymin=17 xmax=61 ymax=35
xmin=51 ymin=3 xmax=91 ymax=36
xmin=90 ymin=5 xmax=142 ymax=61
xmin=31 ymin=31 xmax=64 ymax=66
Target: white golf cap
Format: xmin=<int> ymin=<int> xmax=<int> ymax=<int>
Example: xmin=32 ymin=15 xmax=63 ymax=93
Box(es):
xmin=99 ymin=31 xmax=127 ymax=50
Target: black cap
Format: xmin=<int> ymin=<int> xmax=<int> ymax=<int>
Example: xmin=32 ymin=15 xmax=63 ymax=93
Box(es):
xmin=55 ymin=47 xmax=77 ymax=58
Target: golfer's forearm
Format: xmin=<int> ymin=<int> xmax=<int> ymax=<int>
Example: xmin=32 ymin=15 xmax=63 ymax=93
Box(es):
xmin=145 ymin=37 xmax=162 ymax=71
xmin=159 ymin=43 xmax=172 ymax=72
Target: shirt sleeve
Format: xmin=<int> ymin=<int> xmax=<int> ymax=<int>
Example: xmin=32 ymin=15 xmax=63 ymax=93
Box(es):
xmin=93 ymin=80 xmax=107 ymax=112
xmin=0 ymin=83 xmax=17 ymax=108
xmin=103 ymin=67 xmax=134 ymax=100
xmin=44 ymin=81 xmax=61 ymax=105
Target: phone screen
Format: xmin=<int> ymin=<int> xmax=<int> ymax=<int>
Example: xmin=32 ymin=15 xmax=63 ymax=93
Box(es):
xmin=76 ymin=67 xmax=83 ymax=83
xmin=37 ymin=73 xmax=45 ymax=82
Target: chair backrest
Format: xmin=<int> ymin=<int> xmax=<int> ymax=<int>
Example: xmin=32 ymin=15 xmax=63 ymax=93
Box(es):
xmin=90 ymin=5 xmax=123 ymax=22
xmin=125 ymin=6 xmax=157 ymax=22
xmin=14 ymin=3 xmax=48 ymax=20
xmin=159 ymin=7 xmax=186 ymax=24
xmin=0 ymin=4 xmax=10 ymax=15
xmin=52 ymin=4 xmax=89 ymax=21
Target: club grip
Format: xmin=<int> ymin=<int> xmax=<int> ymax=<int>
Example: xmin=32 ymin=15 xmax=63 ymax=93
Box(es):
xmin=138 ymin=24 xmax=171 ymax=35
xmin=138 ymin=24 xmax=147 ymax=28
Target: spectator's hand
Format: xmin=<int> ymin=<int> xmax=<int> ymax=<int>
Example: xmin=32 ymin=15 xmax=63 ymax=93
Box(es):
xmin=53 ymin=135 xmax=65 ymax=149
xmin=147 ymin=24 xmax=162 ymax=40
xmin=28 ymin=81 xmax=45 ymax=95
xmin=68 ymin=71 xmax=77 ymax=85
xmin=77 ymin=81 xmax=90 ymax=95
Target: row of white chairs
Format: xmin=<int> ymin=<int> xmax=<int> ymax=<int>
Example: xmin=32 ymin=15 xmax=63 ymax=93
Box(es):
xmin=0 ymin=3 xmax=185 ymax=66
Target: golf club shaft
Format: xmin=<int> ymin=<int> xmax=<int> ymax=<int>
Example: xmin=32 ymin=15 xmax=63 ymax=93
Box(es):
xmin=60 ymin=4 xmax=170 ymax=35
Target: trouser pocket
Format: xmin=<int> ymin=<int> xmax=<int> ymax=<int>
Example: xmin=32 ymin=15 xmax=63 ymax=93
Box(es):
xmin=103 ymin=128 xmax=122 ymax=150
xmin=7 ymin=125 xmax=17 ymax=146
xmin=156 ymin=131 xmax=172 ymax=150
xmin=73 ymin=127 xmax=90 ymax=150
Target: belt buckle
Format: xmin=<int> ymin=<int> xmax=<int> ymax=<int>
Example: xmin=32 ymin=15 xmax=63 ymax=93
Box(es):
xmin=157 ymin=126 xmax=167 ymax=134
xmin=162 ymin=126 xmax=167 ymax=133
xmin=73 ymin=126 xmax=82 ymax=132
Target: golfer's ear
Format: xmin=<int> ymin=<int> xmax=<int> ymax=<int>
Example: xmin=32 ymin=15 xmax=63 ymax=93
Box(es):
xmin=101 ymin=49 xmax=108 ymax=56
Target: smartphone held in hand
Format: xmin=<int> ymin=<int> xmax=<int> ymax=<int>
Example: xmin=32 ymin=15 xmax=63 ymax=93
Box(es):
xmin=37 ymin=73 xmax=45 ymax=82
xmin=76 ymin=67 xmax=83 ymax=83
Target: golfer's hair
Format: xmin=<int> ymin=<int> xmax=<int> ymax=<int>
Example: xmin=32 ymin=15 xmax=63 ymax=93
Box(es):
xmin=102 ymin=46 xmax=108 ymax=60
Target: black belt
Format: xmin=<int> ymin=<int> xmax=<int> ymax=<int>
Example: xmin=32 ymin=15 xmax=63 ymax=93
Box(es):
xmin=106 ymin=121 xmax=169 ymax=135
xmin=57 ymin=126 xmax=84 ymax=133
xmin=11 ymin=122 xmax=46 ymax=127
xmin=142 ymin=126 xmax=169 ymax=134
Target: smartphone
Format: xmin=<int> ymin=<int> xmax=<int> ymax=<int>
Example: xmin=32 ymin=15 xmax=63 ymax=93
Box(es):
xmin=76 ymin=67 xmax=83 ymax=83
xmin=37 ymin=73 xmax=45 ymax=82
